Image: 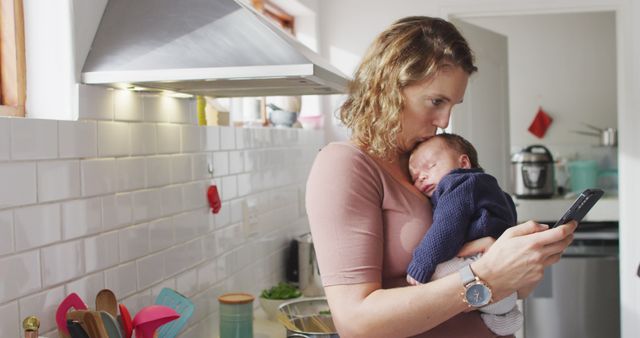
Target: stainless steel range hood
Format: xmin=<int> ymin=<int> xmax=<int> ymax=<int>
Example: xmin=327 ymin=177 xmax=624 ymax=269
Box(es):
xmin=81 ymin=0 xmax=349 ymax=97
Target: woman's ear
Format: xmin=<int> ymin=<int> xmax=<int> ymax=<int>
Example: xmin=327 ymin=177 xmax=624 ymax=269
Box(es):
xmin=459 ymin=155 xmax=472 ymax=169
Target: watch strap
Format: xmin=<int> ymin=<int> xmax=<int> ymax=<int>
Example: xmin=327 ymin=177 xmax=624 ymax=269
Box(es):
xmin=459 ymin=264 xmax=476 ymax=285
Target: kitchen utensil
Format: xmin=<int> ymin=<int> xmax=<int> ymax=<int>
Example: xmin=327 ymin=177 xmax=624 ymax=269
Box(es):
xmin=83 ymin=311 xmax=109 ymax=338
xmin=573 ymin=123 xmax=618 ymax=147
xmin=154 ymin=288 xmax=194 ymax=338
xmin=66 ymin=320 xmax=90 ymax=338
xmin=100 ymin=311 xmax=124 ymax=338
xmin=96 ymin=289 xmax=119 ymax=317
xmin=511 ymin=145 xmax=555 ymax=199
xmin=277 ymin=297 xmax=338 ymax=338
xmin=118 ymin=304 xmax=133 ymax=338
xmin=132 ymin=305 xmax=180 ymax=338
xmin=218 ymin=293 xmax=254 ymax=338
xmin=56 ymin=293 xmax=89 ymax=335
xmin=23 ymin=315 xmax=40 ymax=338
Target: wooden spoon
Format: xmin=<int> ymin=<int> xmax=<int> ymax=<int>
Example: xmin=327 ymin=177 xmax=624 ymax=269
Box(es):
xmin=96 ymin=289 xmax=118 ymax=317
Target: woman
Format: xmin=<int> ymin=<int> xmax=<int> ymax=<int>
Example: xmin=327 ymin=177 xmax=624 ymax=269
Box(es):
xmin=306 ymin=16 xmax=576 ymax=338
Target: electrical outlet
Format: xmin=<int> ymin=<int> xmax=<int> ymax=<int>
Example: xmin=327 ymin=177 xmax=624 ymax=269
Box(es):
xmin=242 ymin=197 xmax=259 ymax=236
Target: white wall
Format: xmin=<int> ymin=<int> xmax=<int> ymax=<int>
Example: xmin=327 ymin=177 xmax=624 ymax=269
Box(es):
xmin=0 ymin=85 xmax=320 ymax=338
xmin=316 ymin=1 xmax=639 ymax=337
xmin=465 ymin=12 xmax=617 ymax=148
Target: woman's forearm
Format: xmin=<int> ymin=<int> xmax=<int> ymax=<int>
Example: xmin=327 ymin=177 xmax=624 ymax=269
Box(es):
xmin=325 ymin=273 xmax=469 ymax=338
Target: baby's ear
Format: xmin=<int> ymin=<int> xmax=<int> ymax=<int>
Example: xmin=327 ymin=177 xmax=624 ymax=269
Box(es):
xmin=459 ymin=155 xmax=472 ymax=169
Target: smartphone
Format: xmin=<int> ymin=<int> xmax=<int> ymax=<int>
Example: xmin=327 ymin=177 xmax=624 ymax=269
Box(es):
xmin=552 ymin=188 xmax=604 ymax=228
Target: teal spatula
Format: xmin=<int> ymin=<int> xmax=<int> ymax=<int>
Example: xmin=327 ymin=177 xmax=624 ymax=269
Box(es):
xmin=154 ymin=288 xmax=195 ymax=338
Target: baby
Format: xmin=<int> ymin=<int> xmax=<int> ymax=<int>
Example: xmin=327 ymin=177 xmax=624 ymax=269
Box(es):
xmin=406 ymin=133 xmax=522 ymax=336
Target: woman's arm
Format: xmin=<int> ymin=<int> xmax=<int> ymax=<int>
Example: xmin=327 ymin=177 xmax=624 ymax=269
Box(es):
xmin=324 ymin=220 xmax=576 ymax=338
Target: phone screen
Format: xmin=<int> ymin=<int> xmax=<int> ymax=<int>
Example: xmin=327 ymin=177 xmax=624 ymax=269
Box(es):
xmin=552 ymin=188 xmax=604 ymax=228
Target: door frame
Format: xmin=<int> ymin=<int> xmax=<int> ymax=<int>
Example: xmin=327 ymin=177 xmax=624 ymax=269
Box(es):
xmin=438 ymin=1 xmax=635 ymax=337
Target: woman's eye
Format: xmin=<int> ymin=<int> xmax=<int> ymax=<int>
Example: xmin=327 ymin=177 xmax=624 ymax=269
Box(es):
xmin=431 ymin=98 xmax=444 ymax=106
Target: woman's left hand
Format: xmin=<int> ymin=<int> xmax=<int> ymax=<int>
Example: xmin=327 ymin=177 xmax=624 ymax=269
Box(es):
xmin=458 ymin=237 xmax=495 ymax=257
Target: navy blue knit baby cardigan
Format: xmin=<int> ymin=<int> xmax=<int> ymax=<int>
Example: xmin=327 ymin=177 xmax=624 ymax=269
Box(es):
xmin=406 ymin=168 xmax=517 ymax=284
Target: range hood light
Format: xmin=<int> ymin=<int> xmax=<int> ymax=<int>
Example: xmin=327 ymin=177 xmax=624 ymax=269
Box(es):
xmin=163 ymin=91 xmax=194 ymax=99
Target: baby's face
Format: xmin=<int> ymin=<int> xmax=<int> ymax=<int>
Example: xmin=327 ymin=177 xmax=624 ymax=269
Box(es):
xmin=409 ymin=138 xmax=469 ymax=197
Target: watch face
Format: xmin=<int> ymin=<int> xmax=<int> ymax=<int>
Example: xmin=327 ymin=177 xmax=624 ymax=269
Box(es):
xmin=465 ymin=283 xmax=491 ymax=307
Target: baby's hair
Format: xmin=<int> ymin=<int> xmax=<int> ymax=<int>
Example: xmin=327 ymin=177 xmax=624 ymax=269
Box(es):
xmin=433 ymin=133 xmax=481 ymax=169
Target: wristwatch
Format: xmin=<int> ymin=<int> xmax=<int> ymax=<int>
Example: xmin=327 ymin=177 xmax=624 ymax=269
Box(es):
xmin=459 ymin=264 xmax=492 ymax=308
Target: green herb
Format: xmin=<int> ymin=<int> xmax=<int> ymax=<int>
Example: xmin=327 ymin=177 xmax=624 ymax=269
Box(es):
xmin=260 ymin=282 xmax=302 ymax=300
xmin=318 ymin=310 xmax=331 ymax=315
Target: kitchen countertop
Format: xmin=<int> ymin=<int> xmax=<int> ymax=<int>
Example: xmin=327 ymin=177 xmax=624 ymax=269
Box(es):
xmin=254 ymin=308 xmax=286 ymax=338
xmin=513 ymin=194 xmax=619 ymax=223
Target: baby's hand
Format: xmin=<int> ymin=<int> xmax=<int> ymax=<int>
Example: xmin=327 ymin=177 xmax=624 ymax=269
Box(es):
xmin=406 ymin=275 xmax=423 ymax=285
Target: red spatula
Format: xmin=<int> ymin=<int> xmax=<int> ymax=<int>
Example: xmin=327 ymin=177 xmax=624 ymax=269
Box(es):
xmin=119 ymin=303 xmax=133 ymax=338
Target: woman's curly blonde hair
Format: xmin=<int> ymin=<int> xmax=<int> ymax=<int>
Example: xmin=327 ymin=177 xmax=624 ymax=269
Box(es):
xmin=340 ymin=16 xmax=478 ymax=160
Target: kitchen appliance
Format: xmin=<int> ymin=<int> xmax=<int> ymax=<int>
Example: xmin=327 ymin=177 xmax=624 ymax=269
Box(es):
xmin=296 ymin=233 xmax=324 ymax=297
xmin=524 ymin=222 xmax=619 ymax=338
xmin=511 ymin=145 xmax=555 ymax=198
xmin=81 ymin=0 xmax=349 ymax=97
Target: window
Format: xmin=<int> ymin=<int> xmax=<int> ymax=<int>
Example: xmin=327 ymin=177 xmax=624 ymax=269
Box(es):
xmin=251 ymin=0 xmax=295 ymax=34
xmin=0 ymin=0 xmax=26 ymax=117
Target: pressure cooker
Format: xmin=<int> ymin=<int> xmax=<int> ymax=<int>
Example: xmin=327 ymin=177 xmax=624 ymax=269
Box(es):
xmin=511 ymin=145 xmax=555 ymax=199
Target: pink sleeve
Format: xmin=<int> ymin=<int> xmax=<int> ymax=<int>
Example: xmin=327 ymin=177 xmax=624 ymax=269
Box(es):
xmin=306 ymin=143 xmax=385 ymax=286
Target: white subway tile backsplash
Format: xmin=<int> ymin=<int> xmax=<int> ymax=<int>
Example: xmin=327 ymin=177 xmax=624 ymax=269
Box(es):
xmin=66 ymin=272 xmax=104 ymax=307
xmin=130 ymin=123 xmax=157 ymax=156
xmin=0 ymin=211 xmax=13 ymax=255
xmin=137 ymin=252 xmax=165 ymax=289
xmin=0 ymin=118 xmax=10 ymax=161
xmin=182 ymin=181 xmax=207 ymax=211
xmin=79 ymin=85 xmax=114 ymax=120
xmin=192 ymin=153 xmax=210 ymax=180
xmin=59 ymin=120 xmax=98 ymax=159
xmin=119 ymin=223 xmax=149 ymax=262
xmin=105 ymin=261 xmax=138 ymax=299
xmin=181 ymin=125 xmax=201 ymax=152
xmin=14 ymin=204 xmax=61 ymax=250
xmin=142 ymin=95 xmax=166 ymax=123
xmin=11 ymin=118 xmax=58 ymax=160
xmin=0 ymin=250 xmax=41 ymax=303
xmin=156 ymin=124 xmax=180 ymax=154
xmin=229 ymin=151 xmax=244 ymax=174
xmin=0 ymin=301 xmax=19 ymax=338
xmin=160 ymin=185 xmax=183 ymax=216
xmin=212 ymin=152 xmax=229 ymax=176
xmin=146 ymin=156 xmax=172 ymax=188
xmin=220 ymin=127 xmax=236 ymax=150
xmin=0 ymin=162 xmax=36 ymax=208
xmin=41 ymin=240 xmax=85 ymax=286
xmin=114 ymin=89 xmax=144 ymax=121
xmin=98 ymin=121 xmax=131 ymax=157
xmin=85 ymin=232 xmax=119 ymax=273
xmin=116 ymin=157 xmax=146 ymax=192
xmin=62 ymin=197 xmax=102 ymax=239
xmin=148 ymin=218 xmax=174 ymax=252
xmin=171 ymin=154 xmax=192 ymax=183
xmin=102 ymin=193 xmax=132 ymax=231
xmin=81 ymin=158 xmax=117 ymax=196
xmin=131 ymin=189 xmax=163 ymax=222
xmin=1 ymin=102 xmax=319 ymax=338
xmin=176 ymin=269 xmax=198 ymax=297
xmin=37 ymin=160 xmax=81 ymax=202
xmin=221 ymin=176 xmax=238 ymax=201
xmin=205 ymin=126 xmax=220 ymax=151
xmin=19 ymin=286 xmax=65 ymax=333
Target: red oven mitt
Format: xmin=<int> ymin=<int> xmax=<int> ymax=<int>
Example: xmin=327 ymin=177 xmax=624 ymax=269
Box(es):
xmin=207 ymin=185 xmax=222 ymax=214
xmin=528 ymin=107 xmax=553 ymax=138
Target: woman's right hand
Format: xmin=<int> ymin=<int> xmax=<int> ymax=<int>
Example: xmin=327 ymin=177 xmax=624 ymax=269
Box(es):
xmin=471 ymin=220 xmax=577 ymax=301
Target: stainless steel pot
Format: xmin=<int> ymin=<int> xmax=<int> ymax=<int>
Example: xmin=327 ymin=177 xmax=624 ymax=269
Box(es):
xmin=511 ymin=145 xmax=555 ymax=199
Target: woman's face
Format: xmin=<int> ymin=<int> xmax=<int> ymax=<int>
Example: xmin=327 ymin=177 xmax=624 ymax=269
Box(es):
xmin=398 ymin=66 xmax=469 ymax=153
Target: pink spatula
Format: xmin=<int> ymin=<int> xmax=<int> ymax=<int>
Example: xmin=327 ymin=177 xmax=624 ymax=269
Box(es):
xmin=132 ymin=305 xmax=180 ymax=338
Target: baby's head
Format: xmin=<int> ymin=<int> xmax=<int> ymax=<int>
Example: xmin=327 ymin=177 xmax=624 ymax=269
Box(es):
xmin=409 ymin=133 xmax=480 ymax=197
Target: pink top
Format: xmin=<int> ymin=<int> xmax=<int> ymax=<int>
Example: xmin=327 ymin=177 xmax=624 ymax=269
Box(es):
xmin=306 ymin=142 xmax=499 ymax=338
